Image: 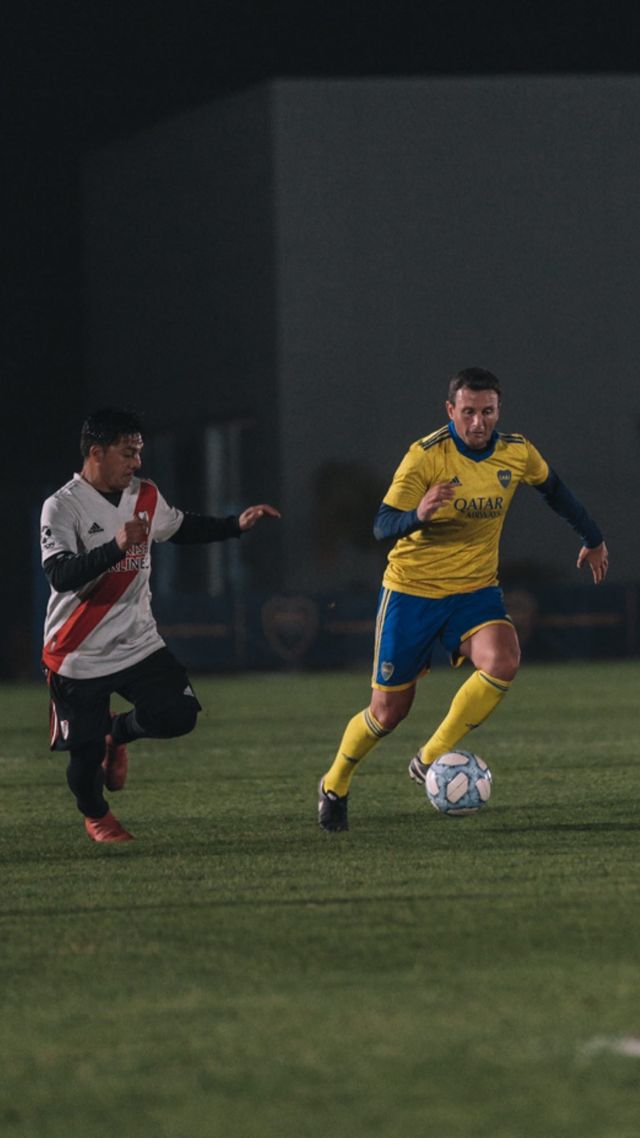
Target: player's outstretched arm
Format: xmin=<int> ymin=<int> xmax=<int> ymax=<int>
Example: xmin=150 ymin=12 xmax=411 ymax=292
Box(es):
xmin=577 ymin=541 xmax=609 ymax=585
xmin=238 ymin=504 xmax=281 ymax=531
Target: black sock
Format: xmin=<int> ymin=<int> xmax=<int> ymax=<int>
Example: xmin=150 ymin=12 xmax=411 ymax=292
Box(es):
xmin=67 ymin=741 xmax=108 ymax=818
xmin=111 ymin=709 xmax=148 ymax=745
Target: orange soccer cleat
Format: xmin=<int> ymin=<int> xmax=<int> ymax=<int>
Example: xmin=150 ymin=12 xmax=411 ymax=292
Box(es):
xmin=84 ymin=810 xmax=134 ymax=843
xmin=102 ymin=720 xmax=129 ymax=791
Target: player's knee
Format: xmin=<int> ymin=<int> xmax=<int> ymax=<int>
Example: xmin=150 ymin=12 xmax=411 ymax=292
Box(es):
xmin=140 ymin=697 xmax=199 ymax=739
xmin=373 ymin=706 xmax=404 ymax=731
xmin=370 ymin=695 xmax=413 ymax=731
xmin=503 ymin=640 xmax=521 ymax=679
xmin=480 ymin=646 xmax=520 ymax=682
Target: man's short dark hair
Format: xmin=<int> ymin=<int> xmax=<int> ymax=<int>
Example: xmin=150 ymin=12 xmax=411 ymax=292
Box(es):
xmin=448 ymin=368 xmax=501 ymax=404
xmin=80 ymin=408 xmax=144 ymax=458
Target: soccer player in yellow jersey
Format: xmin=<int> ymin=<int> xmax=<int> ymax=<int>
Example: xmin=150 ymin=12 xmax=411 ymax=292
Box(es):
xmin=318 ymin=367 xmax=609 ymax=831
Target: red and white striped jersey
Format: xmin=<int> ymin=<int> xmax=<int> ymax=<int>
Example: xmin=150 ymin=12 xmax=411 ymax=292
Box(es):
xmin=41 ymin=473 xmax=183 ymax=678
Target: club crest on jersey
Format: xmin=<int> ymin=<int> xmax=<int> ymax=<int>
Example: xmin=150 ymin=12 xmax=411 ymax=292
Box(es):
xmin=497 ymin=469 xmax=512 ymax=488
xmin=381 ymin=661 xmax=395 ymax=681
xmin=41 ymin=525 xmax=55 ymax=550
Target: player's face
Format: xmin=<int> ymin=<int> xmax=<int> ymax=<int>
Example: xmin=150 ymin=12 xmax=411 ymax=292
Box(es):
xmin=93 ymin=434 xmax=144 ymax=491
xmin=446 ymin=387 xmax=500 ymax=449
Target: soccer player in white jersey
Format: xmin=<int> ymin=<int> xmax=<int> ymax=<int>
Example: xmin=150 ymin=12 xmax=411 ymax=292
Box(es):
xmin=41 ymin=407 xmax=280 ymax=843
xmin=318 ymin=368 xmax=609 ymax=831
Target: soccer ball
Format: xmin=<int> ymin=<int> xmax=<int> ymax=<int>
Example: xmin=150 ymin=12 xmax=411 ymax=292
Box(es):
xmin=425 ymin=750 xmax=492 ymax=816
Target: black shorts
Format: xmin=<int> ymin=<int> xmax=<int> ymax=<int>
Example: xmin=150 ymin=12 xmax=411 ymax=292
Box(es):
xmin=46 ymin=647 xmax=201 ymax=751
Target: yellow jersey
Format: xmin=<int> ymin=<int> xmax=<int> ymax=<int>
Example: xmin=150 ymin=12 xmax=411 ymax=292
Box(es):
xmin=382 ymin=424 xmax=549 ymax=598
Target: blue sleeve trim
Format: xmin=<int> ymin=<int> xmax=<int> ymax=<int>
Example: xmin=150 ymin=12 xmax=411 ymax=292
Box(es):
xmin=534 ymin=469 xmax=603 ymax=548
xmin=373 ymin=502 xmax=422 ymax=541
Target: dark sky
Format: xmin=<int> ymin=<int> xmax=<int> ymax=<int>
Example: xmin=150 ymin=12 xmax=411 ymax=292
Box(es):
xmin=3 ymin=0 xmax=638 ymax=671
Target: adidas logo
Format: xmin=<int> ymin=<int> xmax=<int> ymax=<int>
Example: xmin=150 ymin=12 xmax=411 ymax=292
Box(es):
xmin=88 ymin=522 xmax=104 ymax=534
xmin=449 ymin=476 xmax=462 ymax=486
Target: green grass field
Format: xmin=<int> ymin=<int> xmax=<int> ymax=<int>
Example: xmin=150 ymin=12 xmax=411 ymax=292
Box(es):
xmin=2 ymin=661 xmax=640 ymax=1138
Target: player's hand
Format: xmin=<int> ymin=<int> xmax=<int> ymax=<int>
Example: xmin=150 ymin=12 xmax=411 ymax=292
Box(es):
xmin=416 ymin=481 xmax=457 ymax=522
xmin=115 ymin=513 xmax=150 ymax=551
xmin=577 ymin=540 xmax=609 ymax=585
xmin=238 ymin=503 xmax=282 ymax=531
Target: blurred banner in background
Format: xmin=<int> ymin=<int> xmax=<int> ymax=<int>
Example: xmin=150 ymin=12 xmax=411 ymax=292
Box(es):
xmin=32 ymin=582 xmax=632 ymax=677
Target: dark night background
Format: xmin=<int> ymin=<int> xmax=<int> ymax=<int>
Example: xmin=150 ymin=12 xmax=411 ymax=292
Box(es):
xmin=5 ymin=0 xmax=639 ymax=676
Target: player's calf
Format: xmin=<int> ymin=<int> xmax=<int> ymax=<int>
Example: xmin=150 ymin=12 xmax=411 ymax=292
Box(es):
xmin=103 ymin=713 xmax=129 ymax=790
xmin=136 ymin=694 xmax=200 ymax=740
xmin=66 ymin=739 xmax=110 ymax=818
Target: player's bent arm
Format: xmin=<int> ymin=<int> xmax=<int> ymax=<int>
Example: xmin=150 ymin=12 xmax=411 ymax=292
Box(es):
xmin=373 ymin=482 xmax=457 ymax=540
xmin=43 ymin=540 xmax=123 ymax=592
xmin=373 ymin=503 xmax=422 ymax=541
xmin=533 ymin=469 xmax=604 ymax=548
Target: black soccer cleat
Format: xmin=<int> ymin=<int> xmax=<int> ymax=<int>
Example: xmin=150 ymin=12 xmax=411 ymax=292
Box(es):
xmin=317 ymin=779 xmax=349 ymax=832
xmin=408 ymin=752 xmax=430 ymax=786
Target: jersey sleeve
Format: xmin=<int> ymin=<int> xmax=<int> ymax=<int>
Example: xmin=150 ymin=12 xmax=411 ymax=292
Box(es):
xmin=168 ymin=513 xmax=241 ymax=543
xmin=150 ymin=488 xmax=184 ymax=543
xmin=382 ymin=444 xmax=430 ymax=510
xmin=521 ymin=440 xmax=549 ymax=486
xmin=40 ymin=495 xmax=80 ymax=564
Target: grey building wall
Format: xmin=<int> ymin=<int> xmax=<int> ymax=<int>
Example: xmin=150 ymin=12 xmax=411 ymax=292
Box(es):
xmin=84 ymin=77 xmax=640 ymax=597
xmin=274 ymin=77 xmax=640 ymax=591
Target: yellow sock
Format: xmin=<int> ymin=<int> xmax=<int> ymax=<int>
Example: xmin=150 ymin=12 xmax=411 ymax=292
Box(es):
xmin=323 ymin=708 xmax=389 ymax=797
xmin=420 ymin=670 xmax=512 ymax=765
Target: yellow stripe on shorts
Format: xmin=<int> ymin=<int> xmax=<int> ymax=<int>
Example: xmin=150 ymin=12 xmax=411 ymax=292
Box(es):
xmin=372 ymin=588 xmax=392 ymax=685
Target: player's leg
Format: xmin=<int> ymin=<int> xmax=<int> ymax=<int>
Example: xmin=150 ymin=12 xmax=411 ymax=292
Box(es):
xmin=414 ymin=590 xmax=520 ymax=772
xmin=322 ymin=685 xmax=416 ymax=797
xmin=48 ymin=671 xmax=133 ymax=841
xmin=114 ymin=647 xmax=201 ymax=743
xmin=319 ymin=589 xmax=436 ymax=830
xmin=417 ymin=623 xmax=519 ymax=764
xmin=103 ymin=715 xmax=129 ymax=791
xmin=318 ymin=687 xmax=415 ymax=832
